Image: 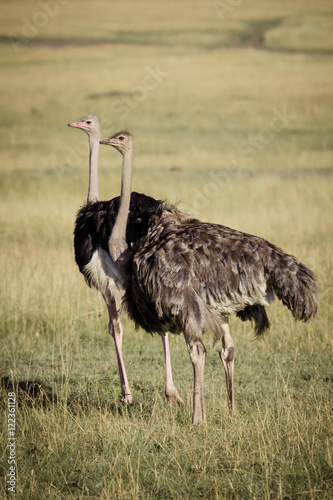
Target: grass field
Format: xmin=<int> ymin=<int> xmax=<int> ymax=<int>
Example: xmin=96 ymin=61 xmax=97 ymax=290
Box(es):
xmin=1 ymin=0 xmax=333 ymax=498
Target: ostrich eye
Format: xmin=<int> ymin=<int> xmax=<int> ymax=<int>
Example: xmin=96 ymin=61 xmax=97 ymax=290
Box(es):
xmin=86 ymin=121 xmax=91 ymax=125
xmin=119 ymin=136 xmax=125 ymax=141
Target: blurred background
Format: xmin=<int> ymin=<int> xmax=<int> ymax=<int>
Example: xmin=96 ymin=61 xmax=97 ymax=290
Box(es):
xmin=1 ymin=1 xmax=332 ymax=201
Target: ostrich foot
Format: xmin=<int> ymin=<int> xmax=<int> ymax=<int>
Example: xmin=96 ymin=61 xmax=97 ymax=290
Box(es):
xmin=165 ymin=386 xmax=184 ymax=405
xmin=120 ymin=393 xmax=133 ymax=405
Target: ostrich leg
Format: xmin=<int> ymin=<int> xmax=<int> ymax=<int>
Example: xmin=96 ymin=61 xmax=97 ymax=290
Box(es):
xmin=219 ymin=320 xmax=235 ymax=414
xmin=107 ymin=300 xmax=132 ymax=404
xmin=162 ymin=333 xmax=183 ymax=405
xmin=186 ymin=337 xmax=206 ymax=424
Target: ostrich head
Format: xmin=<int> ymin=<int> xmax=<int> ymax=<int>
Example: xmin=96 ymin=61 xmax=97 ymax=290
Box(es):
xmin=99 ymin=131 xmax=133 ymax=154
xmin=68 ymin=115 xmax=100 ymax=137
xmin=68 ymin=115 xmax=101 ymax=202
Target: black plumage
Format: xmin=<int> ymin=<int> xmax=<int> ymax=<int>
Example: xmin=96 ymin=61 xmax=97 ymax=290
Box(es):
xmin=74 ymin=192 xmax=160 ymax=284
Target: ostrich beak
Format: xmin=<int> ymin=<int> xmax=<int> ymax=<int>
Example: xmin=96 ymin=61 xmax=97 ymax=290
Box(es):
xmin=68 ymin=121 xmax=82 ymax=128
xmin=99 ymin=138 xmax=115 ymax=146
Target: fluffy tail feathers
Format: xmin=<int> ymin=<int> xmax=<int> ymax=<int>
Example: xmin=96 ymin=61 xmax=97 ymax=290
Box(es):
xmin=270 ymin=251 xmax=318 ymax=322
xmin=236 ymin=305 xmax=270 ymax=337
xmin=237 ymin=251 xmax=318 ymax=337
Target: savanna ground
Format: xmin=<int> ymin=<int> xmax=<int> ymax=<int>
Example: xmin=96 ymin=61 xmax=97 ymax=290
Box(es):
xmin=0 ymin=0 xmax=333 ymax=498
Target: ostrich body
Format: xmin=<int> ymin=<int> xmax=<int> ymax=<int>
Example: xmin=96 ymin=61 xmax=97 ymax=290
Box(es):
xmin=100 ymin=131 xmax=318 ymax=424
xmin=68 ymin=116 xmax=182 ymax=404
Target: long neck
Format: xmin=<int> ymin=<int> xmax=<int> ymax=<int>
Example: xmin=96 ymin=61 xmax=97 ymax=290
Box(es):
xmin=109 ymin=148 xmax=133 ymax=259
xmin=87 ymin=133 xmax=100 ymax=203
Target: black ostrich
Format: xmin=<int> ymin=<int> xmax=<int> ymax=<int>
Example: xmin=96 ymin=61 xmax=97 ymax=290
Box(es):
xmin=68 ymin=116 xmax=182 ymax=405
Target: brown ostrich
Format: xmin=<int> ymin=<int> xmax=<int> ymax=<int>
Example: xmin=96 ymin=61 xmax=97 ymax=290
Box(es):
xmin=100 ymin=131 xmax=318 ymax=424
